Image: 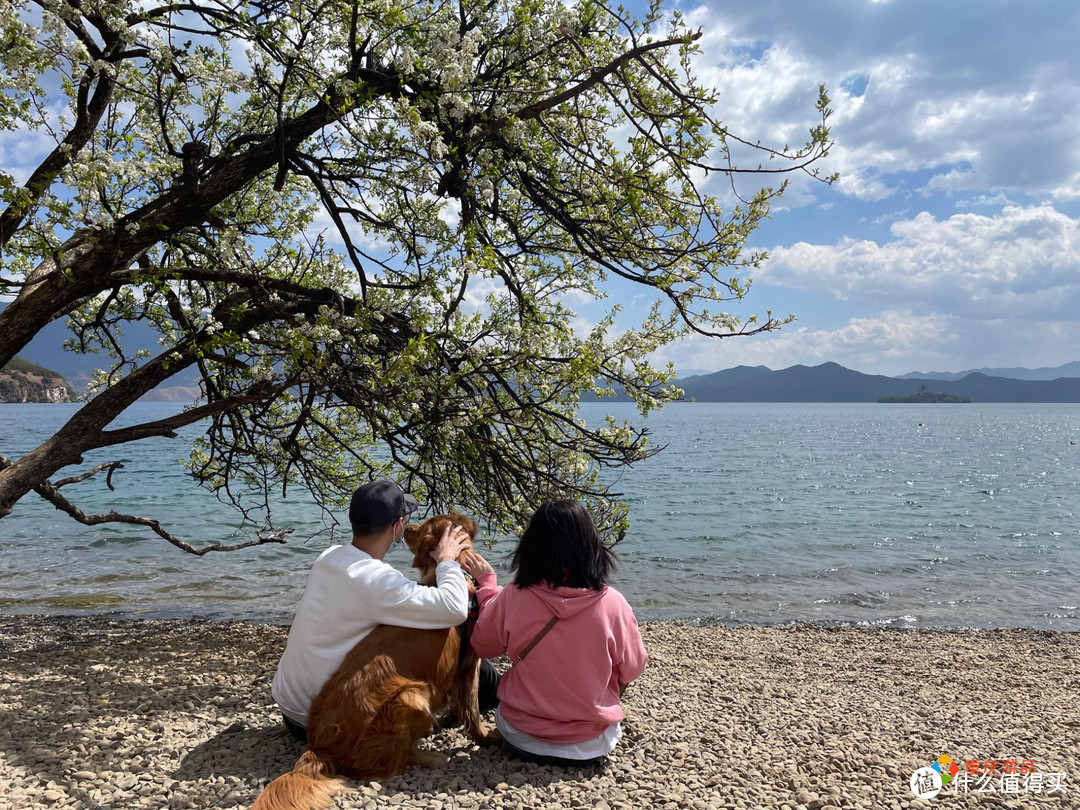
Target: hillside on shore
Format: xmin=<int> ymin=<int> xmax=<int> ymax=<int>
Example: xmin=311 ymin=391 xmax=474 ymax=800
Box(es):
xmin=0 ymin=357 xmax=74 ymax=403
xmin=0 ymin=301 xmax=199 ymax=398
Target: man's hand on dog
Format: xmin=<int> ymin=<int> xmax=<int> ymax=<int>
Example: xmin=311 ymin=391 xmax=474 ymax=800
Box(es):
xmin=431 ymin=523 xmax=472 ymax=563
xmin=461 ymin=550 xmax=495 ymax=578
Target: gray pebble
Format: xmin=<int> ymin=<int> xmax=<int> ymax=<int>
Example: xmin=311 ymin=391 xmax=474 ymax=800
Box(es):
xmin=0 ymin=617 xmax=1077 ymax=810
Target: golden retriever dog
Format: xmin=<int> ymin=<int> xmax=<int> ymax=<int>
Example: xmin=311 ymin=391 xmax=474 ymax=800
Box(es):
xmin=251 ymin=513 xmax=501 ymax=810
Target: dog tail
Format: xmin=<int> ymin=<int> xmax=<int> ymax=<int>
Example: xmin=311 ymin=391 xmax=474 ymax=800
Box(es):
xmin=250 ymin=749 xmax=343 ymax=810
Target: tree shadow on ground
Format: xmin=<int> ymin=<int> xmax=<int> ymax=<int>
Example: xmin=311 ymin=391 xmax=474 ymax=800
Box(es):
xmin=0 ymin=617 xmax=607 ymax=809
xmin=174 ymin=721 xmax=302 ymax=783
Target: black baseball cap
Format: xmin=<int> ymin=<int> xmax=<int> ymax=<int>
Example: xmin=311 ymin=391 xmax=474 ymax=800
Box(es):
xmin=349 ymin=479 xmax=420 ymax=532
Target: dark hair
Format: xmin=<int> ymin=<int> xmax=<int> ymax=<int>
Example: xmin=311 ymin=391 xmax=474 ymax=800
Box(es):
xmin=510 ymin=499 xmax=617 ymax=590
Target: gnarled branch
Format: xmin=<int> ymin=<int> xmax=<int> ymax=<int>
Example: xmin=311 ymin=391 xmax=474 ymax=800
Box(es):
xmin=0 ymin=456 xmax=290 ymax=555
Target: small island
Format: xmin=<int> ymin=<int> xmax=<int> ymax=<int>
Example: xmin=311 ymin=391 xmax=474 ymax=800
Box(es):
xmin=878 ymin=385 xmax=972 ymax=404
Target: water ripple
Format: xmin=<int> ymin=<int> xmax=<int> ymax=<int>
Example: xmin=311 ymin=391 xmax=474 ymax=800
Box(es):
xmin=2 ymin=401 xmax=1080 ymax=630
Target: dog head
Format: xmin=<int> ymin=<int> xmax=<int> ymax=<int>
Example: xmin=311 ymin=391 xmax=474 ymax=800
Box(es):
xmin=403 ymin=512 xmax=479 ymax=585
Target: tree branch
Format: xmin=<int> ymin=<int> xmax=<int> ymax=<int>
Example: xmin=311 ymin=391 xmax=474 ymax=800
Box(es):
xmin=97 ymin=379 xmax=291 ymax=446
xmin=0 ymin=66 xmax=117 ymax=250
xmin=52 ymin=461 xmax=125 ymax=491
xmin=0 ymin=456 xmax=291 ymax=554
xmin=469 ymin=33 xmax=697 ymax=147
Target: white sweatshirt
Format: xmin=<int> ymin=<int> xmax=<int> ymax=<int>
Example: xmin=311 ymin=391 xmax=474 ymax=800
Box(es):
xmin=271 ymin=544 xmax=469 ymax=724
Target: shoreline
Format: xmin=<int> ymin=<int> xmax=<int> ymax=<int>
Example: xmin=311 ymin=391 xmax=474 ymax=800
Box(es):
xmin=0 ymin=615 xmax=1077 ymax=809
xmin=4 ymin=613 xmax=1075 ymax=639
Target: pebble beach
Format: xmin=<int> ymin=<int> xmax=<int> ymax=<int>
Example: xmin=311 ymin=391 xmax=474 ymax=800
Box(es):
xmin=0 ymin=616 xmax=1077 ymax=810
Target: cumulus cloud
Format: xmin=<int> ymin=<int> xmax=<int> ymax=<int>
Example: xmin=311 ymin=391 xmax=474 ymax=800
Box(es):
xmin=655 ymin=310 xmax=951 ymax=374
xmin=759 ymin=205 xmax=1080 ymax=320
xmin=685 ymin=0 xmax=1080 ymax=201
xmin=0 ymin=118 xmax=66 ymax=186
xmin=655 ymin=310 xmax=1080 ymax=377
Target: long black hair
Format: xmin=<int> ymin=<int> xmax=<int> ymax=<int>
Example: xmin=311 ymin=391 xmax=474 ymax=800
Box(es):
xmin=510 ymin=499 xmax=617 ymax=590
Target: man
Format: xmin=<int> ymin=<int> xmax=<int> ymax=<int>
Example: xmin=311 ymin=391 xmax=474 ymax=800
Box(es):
xmin=271 ymin=479 xmax=498 ymax=741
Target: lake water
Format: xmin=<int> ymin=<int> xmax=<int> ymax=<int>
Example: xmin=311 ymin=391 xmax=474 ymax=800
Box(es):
xmin=1 ymin=402 xmax=1078 ymax=630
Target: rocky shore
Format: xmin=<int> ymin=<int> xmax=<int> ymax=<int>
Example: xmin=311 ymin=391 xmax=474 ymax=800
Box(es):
xmin=0 ymin=615 xmax=1077 ymax=809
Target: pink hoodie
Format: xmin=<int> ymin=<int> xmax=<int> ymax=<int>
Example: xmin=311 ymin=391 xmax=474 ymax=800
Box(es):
xmin=470 ymin=573 xmax=648 ymax=744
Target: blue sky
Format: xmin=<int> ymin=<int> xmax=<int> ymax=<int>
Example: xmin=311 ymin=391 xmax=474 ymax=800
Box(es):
xmin=4 ymin=0 xmax=1079 ymax=379
xmin=626 ymin=0 xmax=1080 ymax=376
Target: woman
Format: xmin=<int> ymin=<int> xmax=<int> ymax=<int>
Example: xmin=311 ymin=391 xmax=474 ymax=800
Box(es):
xmin=463 ymin=499 xmax=648 ymax=766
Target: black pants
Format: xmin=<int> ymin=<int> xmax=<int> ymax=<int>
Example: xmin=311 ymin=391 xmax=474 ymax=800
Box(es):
xmin=282 ymin=659 xmax=502 ymax=744
xmin=477 ymin=657 xmax=501 ymax=713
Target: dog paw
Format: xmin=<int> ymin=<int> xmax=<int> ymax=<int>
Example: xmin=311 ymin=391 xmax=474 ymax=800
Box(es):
xmin=436 ymin=712 xmax=460 ymax=729
xmin=479 ymin=729 xmax=503 ymax=746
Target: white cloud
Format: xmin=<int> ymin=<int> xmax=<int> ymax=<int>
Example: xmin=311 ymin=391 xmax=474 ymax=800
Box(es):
xmin=0 ymin=118 xmax=64 ymax=185
xmin=760 ymin=205 xmax=1080 ymax=320
xmin=688 ymin=38 xmax=834 ymax=205
xmin=1051 ymin=171 xmax=1080 ymax=202
xmin=305 ymin=206 xmax=393 ymax=253
xmin=655 ymin=310 xmax=951 ymax=374
xmin=656 ymin=310 xmax=1080 ymax=377
xmin=458 ymin=272 xmax=500 ymax=314
xmin=439 ymin=198 xmax=461 ymax=228
xmin=685 ymin=1 xmax=1080 ymax=201
xmin=955 ymin=193 xmax=1015 ymax=209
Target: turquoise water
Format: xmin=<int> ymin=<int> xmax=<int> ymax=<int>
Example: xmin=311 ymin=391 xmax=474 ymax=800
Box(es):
xmin=1 ymin=402 xmax=1078 ymax=629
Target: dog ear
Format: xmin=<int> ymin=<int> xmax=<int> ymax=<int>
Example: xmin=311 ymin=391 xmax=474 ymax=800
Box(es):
xmin=407 ymin=522 xmax=430 ymax=571
xmin=410 ymin=517 xmax=448 ymax=579
xmin=448 ymin=512 xmax=478 ymax=540
xmin=463 ymin=516 xmax=478 ymax=540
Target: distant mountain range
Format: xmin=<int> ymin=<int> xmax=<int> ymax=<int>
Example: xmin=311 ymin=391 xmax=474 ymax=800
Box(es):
xmin=897 ymin=361 xmax=1080 ymax=381
xmin=671 ymin=362 xmax=1080 ymax=402
xmin=6 ymin=298 xmax=1080 ymax=403
xmin=674 ymin=367 xmax=714 ymax=378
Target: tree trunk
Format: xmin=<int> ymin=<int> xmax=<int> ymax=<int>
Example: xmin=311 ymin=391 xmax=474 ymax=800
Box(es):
xmin=0 ymin=95 xmax=342 ymax=370
xmin=0 ymin=346 xmax=203 ymax=516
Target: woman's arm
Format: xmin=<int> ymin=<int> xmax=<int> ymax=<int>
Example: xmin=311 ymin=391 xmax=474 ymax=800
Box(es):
xmin=462 ymin=550 xmax=502 ymax=609
xmin=613 ymin=596 xmax=649 ymax=687
xmin=468 ymin=579 xmax=511 ymax=658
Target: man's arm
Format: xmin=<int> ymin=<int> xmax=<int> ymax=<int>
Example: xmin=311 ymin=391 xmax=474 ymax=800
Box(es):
xmin=368 ymin=522 xmax=473 ymax=628
xmin=369 ymin=562 xmax=470 ymax=628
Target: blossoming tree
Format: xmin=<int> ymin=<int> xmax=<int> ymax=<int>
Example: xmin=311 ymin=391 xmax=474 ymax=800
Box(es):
xmin=0 ymin=0 xmax=833 ymax=551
